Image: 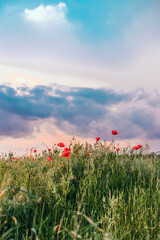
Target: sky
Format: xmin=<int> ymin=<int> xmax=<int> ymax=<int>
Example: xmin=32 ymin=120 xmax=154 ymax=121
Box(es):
xmin=0 ymin=0 xmax=160 ymax=154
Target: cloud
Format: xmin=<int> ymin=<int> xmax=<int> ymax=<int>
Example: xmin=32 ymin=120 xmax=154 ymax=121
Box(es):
xmin=1 ymin=1 xmax=160 ymax=95
xmin=0 ymin=109 xmax=34 ymax=138
xmin=23 ymin=3 xmax=70 ymax=29
xmin=0 ymin=84 xmax=160 ymax=141
xmin=55 ymin=87 xmax=131 ymax=105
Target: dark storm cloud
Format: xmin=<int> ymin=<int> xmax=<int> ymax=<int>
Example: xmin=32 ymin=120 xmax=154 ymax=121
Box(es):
xmin=0 ymin=84 xmax=160 ymax=140
xmin=105 ymin=107 xmax=160 ymax=140
xmin=0 ymin=85 xmax=66 ymax=119
xmin=55 ymin=87 xmax=131 ymax=105
xmin=130 ymin=109 xmax=160 ymax=139
xmin=0 ymin=109 xmax=33 ymax=137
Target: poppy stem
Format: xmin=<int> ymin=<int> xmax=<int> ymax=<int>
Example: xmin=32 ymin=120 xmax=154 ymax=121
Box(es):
xmin=112 ymin=135 xmax=115 ymax=149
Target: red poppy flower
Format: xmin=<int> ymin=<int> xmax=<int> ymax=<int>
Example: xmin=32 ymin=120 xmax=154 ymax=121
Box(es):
xmin=116 ymin=148 xmax=120 ymax=152
xmin=12 ymin=157 xmax=16 ymax=160
xmin=111 ymin=130 xmax=118 ymax=135
xmin=137 ymin=145 xmax=142 ymax=149
xmin=57 ymin=142 xmax=65 ymax=147
xmin=61 ymin=150 xmax=70 ymax=158
xmin=132 ymin=161 xmax=135 ymax=164
xmin=133 ymin=146 xmax=139 ymax=150
xmin=64 ymin=147 xmax=71 ymax=152
xmin=34 ymin=149 xmax=37 ymax=153
xmin=48 ymin=148 xmax=52 ymax=151
xmin=96 ymin=137 xmax=100 ymax=141
xmin=49 ymin=156 xmax=52 ymax=161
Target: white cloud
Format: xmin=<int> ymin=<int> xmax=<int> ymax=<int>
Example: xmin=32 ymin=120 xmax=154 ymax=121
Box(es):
xmin=23 ymin=3 xmax=69 ymax=28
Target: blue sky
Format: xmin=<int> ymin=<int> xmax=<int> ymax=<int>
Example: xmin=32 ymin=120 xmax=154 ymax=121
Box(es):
xmin=0 ymin=0 xmax=156 ymax=47
xmin=0 ymin=0 xmax=157 ymax=41
xmin=0 ymin=0 xmax=160 ymax=154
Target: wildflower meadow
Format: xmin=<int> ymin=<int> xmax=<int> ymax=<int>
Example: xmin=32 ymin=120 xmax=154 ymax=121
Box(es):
xmin=0 ymin=131 xmax=159 ymax=240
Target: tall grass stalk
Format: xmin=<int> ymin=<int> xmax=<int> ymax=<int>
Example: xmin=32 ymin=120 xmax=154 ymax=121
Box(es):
xmin=0 ymin=141 xmax=159 ymax=239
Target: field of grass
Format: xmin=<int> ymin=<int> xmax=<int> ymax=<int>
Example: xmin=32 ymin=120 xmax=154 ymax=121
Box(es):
xmin=0 ymin=139 xmax=159 ymax=240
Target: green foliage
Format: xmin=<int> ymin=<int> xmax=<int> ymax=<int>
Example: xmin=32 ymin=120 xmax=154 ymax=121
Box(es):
xmin=0 ymin=143 xmax=159 ymax=240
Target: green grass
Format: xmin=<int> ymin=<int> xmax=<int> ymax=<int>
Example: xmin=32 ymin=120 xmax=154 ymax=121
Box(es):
xmin=0 ymin=140 xmax=159 ymax=240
